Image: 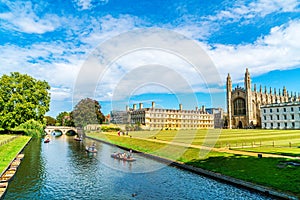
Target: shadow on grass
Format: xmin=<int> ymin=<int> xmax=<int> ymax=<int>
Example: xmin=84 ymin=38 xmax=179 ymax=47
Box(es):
xmin=186 ymin=155 xmax=300 ymax=196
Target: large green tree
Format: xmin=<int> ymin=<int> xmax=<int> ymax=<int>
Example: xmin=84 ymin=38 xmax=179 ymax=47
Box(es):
xmin=71 ymin=98 xmax=105 ymax=127
xmin=0 ymin=72 xmax=50 ymax=129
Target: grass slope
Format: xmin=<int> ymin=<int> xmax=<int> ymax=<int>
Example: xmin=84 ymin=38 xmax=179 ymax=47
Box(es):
xmin=0 ymin=135 xmax=31 ymax=175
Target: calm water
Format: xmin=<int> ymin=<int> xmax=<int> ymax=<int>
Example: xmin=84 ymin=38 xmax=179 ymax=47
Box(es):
xmin=5 ymin=135 xmax=271 ymax=200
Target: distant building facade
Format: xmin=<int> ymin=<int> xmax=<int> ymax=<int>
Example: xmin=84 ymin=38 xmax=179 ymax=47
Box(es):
xmin=261 ymin=101 xmax=300 ymax=129
xmin=129 ymin=102 xmax=214 ymax=130
xmin=226 ymin=68 xmax=299 ymax=128
xmin=110 ymin=110 xmax=130 ymax=124
xmin=84 ymin=124 xmax=101 ymax=131
xmin=206 ymin=108 xmax=224 ymax=128
xmin=112 ymin=102 xmax=214 ymax=130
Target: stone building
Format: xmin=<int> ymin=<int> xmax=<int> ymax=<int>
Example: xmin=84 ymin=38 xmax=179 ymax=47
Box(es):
xmin=226 ymin=68 xmax=299 ymax=128
xmin=261 ymin=101 xmax=300 ymax=129
xmin=125 ymin=102 xmax=214 ymax=130
xmin=130 ymin=102 xmax=214 ymax=130
xmin=110 ymin=110 xmax=130 ymax=124
xmin=205 ymin=108 xmax=224 ymax=128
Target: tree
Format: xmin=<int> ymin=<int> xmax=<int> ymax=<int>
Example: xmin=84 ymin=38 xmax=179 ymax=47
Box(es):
xmin=56 ymin=111 xmax=74 ymax=126
xmin=0 ymin=72 xmax=50 ymax=129
xmin=71 ymin=98 xmax=105 ymax=127
xmin=44 ymin=116 xmax=56 ymax=126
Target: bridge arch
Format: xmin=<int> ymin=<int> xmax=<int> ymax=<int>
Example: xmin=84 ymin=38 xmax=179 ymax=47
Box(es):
xmin=44 ymin=126 xmax=78 ymax=135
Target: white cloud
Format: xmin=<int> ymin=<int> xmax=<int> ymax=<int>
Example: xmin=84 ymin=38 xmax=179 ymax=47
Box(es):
xmin=72 ymin=0 xmax=109 ymax=10
xmin=80 ymin=15 xmax=145 ymax=47
xmin=50 ymin=87 xmax=72 ymax=101
xmin=205 ymin=0 xmax=299 ymax=22
xmin=0 ymin=41 xmax=84 ymax=101
xmin=207 ymin=20 xmax=300 ymax=82
xmin=0 ymin=1 xmax=61 ymax=34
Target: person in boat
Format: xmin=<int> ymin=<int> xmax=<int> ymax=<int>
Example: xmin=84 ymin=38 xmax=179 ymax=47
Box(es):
xmin=127 ymin=149 xmax=133 ymax=158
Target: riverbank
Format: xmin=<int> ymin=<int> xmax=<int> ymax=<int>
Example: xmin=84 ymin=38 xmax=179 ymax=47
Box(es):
xmin=0 ymin=135 xmax=31 ymax=176
xmin=86 ymin=132 xmax=300 ymax=199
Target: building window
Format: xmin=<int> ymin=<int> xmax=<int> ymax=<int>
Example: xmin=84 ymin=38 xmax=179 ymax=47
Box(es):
xmin=285 ymin=123 xmax=287 ymax=128
xmin=292 ymin=122 xmax=295 ymax=128
xmin=284 ymin=108 xmax=286 ymax=112
xmin=277 ymin=123 xmax=280 ymax=128
xmin=277 ymin=115 xmax=279 ymax=120
xmin=271 ymin=123 xmax=273 ymax=128
xmin=264 ymin=109 xmax=266 ymax=113
xmin=284 ymin=115 xmax=287 ymax=120
xmin=264 ymin=123 xmax=266 ymax=128
xmin=277 ymin=108 xmax=279 ymax=112
xmin=291 ymin=107 xmax=294 ymax=112
xmin=233 ymin=98 xmax=246 ymax=115
xmin=264 ymin=116 xmax=266 ymax=120
xmin=270 ymin=115 xmax=273 ymax=120
xmin=270 ymin=109 xmax=272 ymax=113
xmin=291 ymin=114 xmax=294 ymax=120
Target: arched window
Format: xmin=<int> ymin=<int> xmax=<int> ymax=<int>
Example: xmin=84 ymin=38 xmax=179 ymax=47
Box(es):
xmin=233 ymin=98 xmax=246 ymax=115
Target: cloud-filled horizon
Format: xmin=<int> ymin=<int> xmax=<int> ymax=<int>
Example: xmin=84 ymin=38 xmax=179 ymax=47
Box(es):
xmin=1 ymin=0 xmax=299 ymax=117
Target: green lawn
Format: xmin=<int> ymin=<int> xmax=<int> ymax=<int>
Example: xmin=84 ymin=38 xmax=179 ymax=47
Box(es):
xmin=87 ymin=130 xmax=300 ymax=197
xmin=127 ymin=129 xmax=300 ymax=151
xmin=0 ymin=135 xmax=31 ymax=175
xmin=233 ymin=147 xmax=300 ymax=157
xmin=0 ymin=135 xmax=17 ymax=143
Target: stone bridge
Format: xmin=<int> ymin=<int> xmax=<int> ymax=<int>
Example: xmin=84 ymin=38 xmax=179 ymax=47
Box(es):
xmin=44 ymin=126 xmax=78 ymax=135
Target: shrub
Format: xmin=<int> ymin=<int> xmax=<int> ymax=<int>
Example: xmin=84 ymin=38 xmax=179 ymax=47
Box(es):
xmin=101 ymin=126 xmax=121 ymax=132
xmin=14 ymin=119 xmax=45 ymax=138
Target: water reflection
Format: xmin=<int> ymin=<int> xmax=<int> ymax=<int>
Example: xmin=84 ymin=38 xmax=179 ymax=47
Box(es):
xmin=5 ymin=135 xmax=271 ymax=200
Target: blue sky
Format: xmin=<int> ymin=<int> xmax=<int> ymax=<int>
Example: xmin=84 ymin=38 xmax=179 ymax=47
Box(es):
xmin=0 ymin=0 xmax=299 ymax=117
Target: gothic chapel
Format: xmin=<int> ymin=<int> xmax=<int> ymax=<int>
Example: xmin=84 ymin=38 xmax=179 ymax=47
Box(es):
xmin=226 ymin=68 xmax=295 ymax=128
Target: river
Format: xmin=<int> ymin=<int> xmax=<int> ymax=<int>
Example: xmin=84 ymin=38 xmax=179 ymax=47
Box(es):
xmin=4 ymin=135 xmax=271 ymax=200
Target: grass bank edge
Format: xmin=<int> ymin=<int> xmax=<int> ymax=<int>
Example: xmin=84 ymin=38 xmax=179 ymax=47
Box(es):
xmin=0 ymin=136 xmax=31 ymax=175
xmin=87 ymin=132 xmax=300 ymax=197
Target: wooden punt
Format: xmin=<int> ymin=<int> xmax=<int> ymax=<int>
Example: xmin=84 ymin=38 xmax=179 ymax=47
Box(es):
xmin=16 ymin=154 xmax=24 ymax=160
xmin=85 ymin=146 xmax=97 ymax=153
xmin=0 ymin=170 xmax=16 ymax=182
xmin=0 ymin=182 xmax=8 ymax=199
xmin=111 ymin=153 xmax=136 ymax=162
xmin=11 ymin=160 xmax=21 ymax=168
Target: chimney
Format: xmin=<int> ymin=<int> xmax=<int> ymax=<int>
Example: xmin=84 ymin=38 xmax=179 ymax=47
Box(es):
xmin=139 ymin=103 xmax=143 ymax=110
xmin=179 ymin=104 xmax=182 ymax=111
xmin=133 ymin=104 xmax=137 ymax=110
xmin=202 ymin=105 xmax=205 ymax=112
xmin=195 ymin=106 xmax=198 ymax=111
xmin=152 ymin=101 xmax=155 ymax=109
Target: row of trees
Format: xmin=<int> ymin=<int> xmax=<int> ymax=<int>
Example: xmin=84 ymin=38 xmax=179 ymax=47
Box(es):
xmin=0 ymin=72 xmax=105 ymax=137
xmin=45 ymin=98 xmax=105 ymax=128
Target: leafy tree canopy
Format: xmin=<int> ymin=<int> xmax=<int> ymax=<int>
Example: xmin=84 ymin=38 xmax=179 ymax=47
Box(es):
xmin=71 ymin=98 xmax=105 ymax=127
xmin=0 ymin=72 xmax=50 ymax=129
xmin=56 ymin=111 xmax=74 ymax=126
xmin=44 ymin=116 xmax=56 ymax=126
